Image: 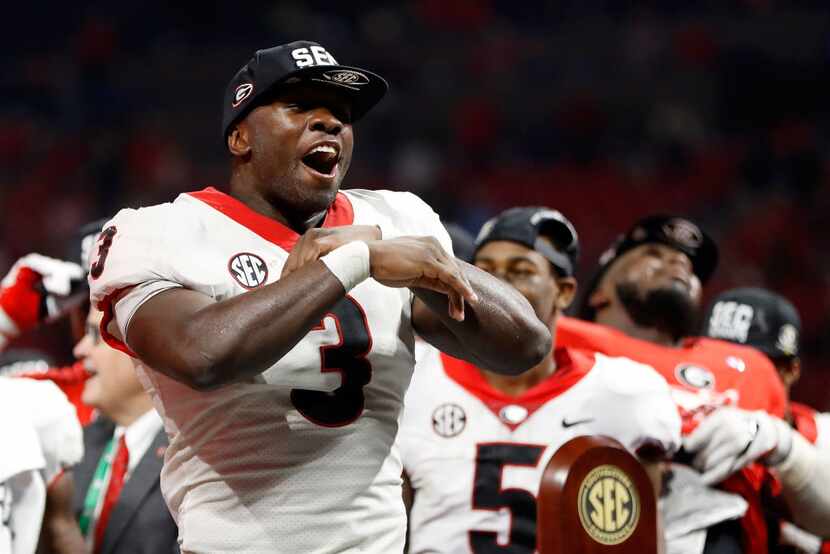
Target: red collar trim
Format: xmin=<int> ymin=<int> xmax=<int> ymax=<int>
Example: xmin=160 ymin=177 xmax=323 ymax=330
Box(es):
xmin=440 ymin=348 xmax=594 ymax=431
xmin=187 ymin=187 xmax=355 ymax=251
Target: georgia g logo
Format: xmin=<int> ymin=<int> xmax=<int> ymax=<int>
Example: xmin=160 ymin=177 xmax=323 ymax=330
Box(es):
xmin=675 ymin=363 xmax=715 ymax=390
xmin=229 ymin=253 xmax=268 ymax=289
xmin=232 ymin=83 xmax=254 ymax=108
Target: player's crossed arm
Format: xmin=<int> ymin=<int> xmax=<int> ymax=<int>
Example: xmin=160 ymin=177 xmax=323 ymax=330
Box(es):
xmin=285 ymin=225 xmax=551 ymax=375
xmin=124 ymin=224 xmax=546 ymax=390
xmin=411 ymin=262 xmax=550 ymax=376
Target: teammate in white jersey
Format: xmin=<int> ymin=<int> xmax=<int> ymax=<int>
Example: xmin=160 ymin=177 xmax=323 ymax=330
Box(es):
xmin=0 ymin=377 xmax=84 ymax=554
xmin=88 ymin=41 xmax=550 ymax=553
xmin=399 ymin=207 xmax=682 ymax=554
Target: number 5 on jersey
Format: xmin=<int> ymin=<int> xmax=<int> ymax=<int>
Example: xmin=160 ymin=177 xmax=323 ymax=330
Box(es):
xmin=471 ymin=443 xmax=546 ymax=554
xmin=290 ymin=296 xmax=373 ymax=427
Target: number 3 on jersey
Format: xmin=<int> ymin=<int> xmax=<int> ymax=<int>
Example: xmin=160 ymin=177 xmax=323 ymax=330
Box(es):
xmin=290 ymin=296 xmax=373 ymax=427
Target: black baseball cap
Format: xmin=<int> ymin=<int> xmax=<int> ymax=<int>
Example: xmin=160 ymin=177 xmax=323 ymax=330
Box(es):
xmin=703 ymin=287 xmax=801 ymax=359
xmin=45 ymin=218 xmax=109 ymax=322
xmin=222 ymin=41 xmax=389 ymax=142
xmin=74 ymin=218 xmax=109 ymax=271
xmin=474 ymin=207 xmax=579 ymax=277
xmin=578 ymin=214 xmax=718 ymax=320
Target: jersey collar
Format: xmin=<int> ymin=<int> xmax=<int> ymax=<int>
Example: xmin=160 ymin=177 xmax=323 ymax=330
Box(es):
xmin=441 ymin=347 xmax=594 ymax=431
xmin=187 ymin=186 xmax=354 ymax=251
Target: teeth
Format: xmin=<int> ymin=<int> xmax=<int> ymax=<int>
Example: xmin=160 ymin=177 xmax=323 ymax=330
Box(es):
xmin=310 ymin=145 xmax=337 ymax=155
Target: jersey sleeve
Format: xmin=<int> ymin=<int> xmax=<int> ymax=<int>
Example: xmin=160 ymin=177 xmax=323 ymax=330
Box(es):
xmin=351 ymin=190 xmax=454 ymax=257
xmin=588 ymin=354 xmax=682 ymax=458
xmin=87 ymin=204 xmax=186 ymax=354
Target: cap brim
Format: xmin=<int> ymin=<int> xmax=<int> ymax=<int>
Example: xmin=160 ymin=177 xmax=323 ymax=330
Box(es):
xmin=535 ymin=216 xmax=578 ymax=277
xmin=543 ymin=247 xmax=575 ymax=277
xmin=278 ymin=64 xmax=389 ymax=121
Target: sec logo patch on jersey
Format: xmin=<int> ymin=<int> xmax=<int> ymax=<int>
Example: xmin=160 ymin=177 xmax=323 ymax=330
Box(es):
xmin=228 ymin=252 xmax=268 ymax=289
xmin=432 ymin=403 xmax=466 ymax=438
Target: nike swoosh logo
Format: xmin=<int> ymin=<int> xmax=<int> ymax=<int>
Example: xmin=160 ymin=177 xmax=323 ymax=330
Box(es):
xmin=562 ymin=417 xmax=595 ymax=429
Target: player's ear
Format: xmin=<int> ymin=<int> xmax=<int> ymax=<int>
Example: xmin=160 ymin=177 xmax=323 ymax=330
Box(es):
xmin=554 ymin=277 xmax=577 ymax=310
xmin=782 ymin=357 xmax=801 ymax=388
xmin=227 ymin=124 xmax=252 ymax=157
xmin=588 ymin=287 xmax=611 ymax=311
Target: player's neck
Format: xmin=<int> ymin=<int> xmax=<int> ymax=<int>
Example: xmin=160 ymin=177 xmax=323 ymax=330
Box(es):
xmin=596 ymin=306 xmax=679 ymax=347
xmin=482 ymin=356 xmax=556 ymax=398
xmin=229 ymin=174 xmax=327 ymax=233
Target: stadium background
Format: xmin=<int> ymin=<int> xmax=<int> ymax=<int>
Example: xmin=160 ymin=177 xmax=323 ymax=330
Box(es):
xmin=1 ymin=1 xmax=828 ymax=409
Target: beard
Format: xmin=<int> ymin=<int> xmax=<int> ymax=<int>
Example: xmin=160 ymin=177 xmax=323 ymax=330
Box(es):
xmin=260 ymin=162 xmax=341 ymax=230
xmin=616 ymin=281 xmax=698 ymax=341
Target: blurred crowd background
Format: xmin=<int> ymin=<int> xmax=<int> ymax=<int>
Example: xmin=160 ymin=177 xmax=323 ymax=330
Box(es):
xmin=2 ymin=1 xmax=828 ymax=408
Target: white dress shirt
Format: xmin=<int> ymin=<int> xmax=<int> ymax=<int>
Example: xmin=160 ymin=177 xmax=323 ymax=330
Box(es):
xmin=114 ymin=409 xmax=163 ymax=481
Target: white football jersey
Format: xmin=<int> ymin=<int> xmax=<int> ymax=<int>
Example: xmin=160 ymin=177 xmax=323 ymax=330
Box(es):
xmin=399 ymin=345 xmax=681 ymax=554
xmin=88 ymin=187 xmax=452 ymax=554
xmin=0 ymin=377 xmax=83 ymax=554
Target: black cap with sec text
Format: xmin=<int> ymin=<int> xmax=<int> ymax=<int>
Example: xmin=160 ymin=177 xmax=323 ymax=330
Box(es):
xmin=474 ymin=207 xmax=579 ymax=277
xmin=703 ymin=287 xmax=801 ymax=359
xmin=222 ymin=41 xmax=389 ymax=143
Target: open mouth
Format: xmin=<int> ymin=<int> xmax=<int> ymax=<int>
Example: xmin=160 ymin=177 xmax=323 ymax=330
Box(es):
xmin=301 ymin=144 xmax=340 ymax=177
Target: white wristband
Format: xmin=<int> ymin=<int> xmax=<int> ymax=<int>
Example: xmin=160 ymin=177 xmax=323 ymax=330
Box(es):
xmin=320 ymin=241 xmax=371 ymax=292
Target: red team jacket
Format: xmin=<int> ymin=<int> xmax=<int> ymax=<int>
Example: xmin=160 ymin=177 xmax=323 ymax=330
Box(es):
xmin=557 ymin=316 xmax=788 ymax=554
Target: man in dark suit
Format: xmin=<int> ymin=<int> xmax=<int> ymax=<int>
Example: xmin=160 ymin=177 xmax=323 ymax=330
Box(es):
xmin=71 ymin=304 xmax=178 ymax=554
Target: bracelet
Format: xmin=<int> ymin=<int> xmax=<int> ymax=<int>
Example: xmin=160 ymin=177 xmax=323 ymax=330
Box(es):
xmin=320 ymin=241 xmax=371 ymax=292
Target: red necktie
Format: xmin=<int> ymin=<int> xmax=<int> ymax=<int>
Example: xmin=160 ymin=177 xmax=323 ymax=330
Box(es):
xmin=94 ymin=434 xmax=129 ymax=554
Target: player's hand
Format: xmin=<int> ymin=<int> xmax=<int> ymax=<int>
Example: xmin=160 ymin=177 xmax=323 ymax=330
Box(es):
xmin=281 ymin=225 xmax=382 ymax=278
xmin=0 ymin=254 xmax=85 ymax=339
xmin=367 ymin=236 xmax=477 ymax=321
xmin=682 ymin=407 xmax=793 ymax=485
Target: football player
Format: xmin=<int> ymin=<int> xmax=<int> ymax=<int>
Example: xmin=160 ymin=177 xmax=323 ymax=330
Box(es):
xmin=705 ymin=287 xmax=830 ymax=552
xmin=87 ymin=41 xmax=550 ymax=553
xmin=561 ymin=215 xmax=827 ymax=552
xmin=400 ymin=207 xmax=681 ymax=554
